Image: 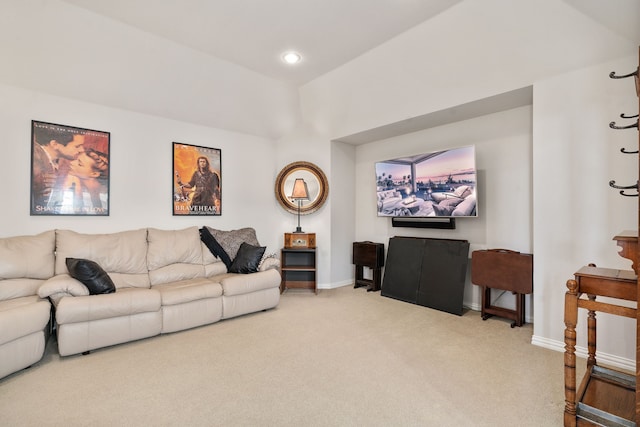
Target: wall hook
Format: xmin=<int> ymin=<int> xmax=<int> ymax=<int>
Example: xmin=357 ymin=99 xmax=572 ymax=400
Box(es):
xmin=609 ymin=68 xmax=638 ymax=79
xmin=609 ymin=180 xmax=640 ymax=197
xmin=609 ymin=120 xmax=639 ymax=130
xmin=620 ymin=147 xmax=639 ymax=154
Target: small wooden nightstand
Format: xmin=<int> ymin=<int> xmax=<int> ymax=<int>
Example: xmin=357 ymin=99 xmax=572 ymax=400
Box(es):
xmin=352 ymin=241 xmax=385 ymax=292
xmin=280 ymin=247 xmax=317 ymax=294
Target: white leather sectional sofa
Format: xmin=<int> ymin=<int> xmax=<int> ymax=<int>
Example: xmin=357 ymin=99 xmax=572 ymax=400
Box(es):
xmin=0 ymin=226 xmax=280 ymax=379
xmin=0 ymin=231 xmax=54 ymax=379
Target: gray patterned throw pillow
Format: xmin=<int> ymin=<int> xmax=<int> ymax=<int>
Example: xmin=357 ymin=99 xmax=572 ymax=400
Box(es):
xmin=205 ymin=227 xmax=260 ymax=261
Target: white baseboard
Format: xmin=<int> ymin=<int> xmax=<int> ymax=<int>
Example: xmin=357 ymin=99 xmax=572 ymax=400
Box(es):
xmin=318 ymin=280 xmax=353 ymax=290
xmin=463 ymin=301 xmax=481 ymax=311
xmin=531 ymin=335 xmax=635 ymax=372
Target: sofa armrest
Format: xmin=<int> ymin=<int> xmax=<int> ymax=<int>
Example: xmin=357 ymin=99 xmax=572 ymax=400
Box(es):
xmin=220 ymin=269 xmax=281 ymax=296
xmin=38 ymin=274 xmax=89 ymax=299
xmin=259 ymin=256 xmax=280 ymax=272
xmin=0 ymin=296 xmax=50 ymax=346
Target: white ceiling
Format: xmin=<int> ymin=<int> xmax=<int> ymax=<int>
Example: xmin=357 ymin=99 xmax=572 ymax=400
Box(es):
xmin=60 ymin=0 xmax=639 ymax=87
xmin=58 ymin=0 xmax=460 ymax=85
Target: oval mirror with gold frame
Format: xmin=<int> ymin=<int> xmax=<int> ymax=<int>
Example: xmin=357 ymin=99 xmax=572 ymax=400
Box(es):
xmin=275 ymin=161 xmax=329 ymax=215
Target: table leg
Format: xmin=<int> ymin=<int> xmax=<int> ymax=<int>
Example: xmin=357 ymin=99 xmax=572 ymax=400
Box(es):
xmin=481 ymin=286 xmax=491 ymax=320
xmin=564 ymin=279 xmax=578 ymax=427
xmin=354 ymin=265 xmax=365 ymax=288
xmin=587 ymin=294 xmax=597 ymax=368
xmin=369 ymin=268 xmax=381 ymax=292
xmin=514 ymin=292 xmax=525 ymax=327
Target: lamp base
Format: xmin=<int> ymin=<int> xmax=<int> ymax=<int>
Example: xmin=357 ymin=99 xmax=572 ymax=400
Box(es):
xmin=293 ymin=227 xmax=304 ymax=233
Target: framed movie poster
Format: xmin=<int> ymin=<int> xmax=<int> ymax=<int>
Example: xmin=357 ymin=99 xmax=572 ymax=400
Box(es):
xmin=31 ymin=120 xmax=110 ymax=216
xmin=173 ymin=142 xmax=221 ymax=216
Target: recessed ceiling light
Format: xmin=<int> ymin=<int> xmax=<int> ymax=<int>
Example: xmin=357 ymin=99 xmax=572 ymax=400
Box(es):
xmin=282 ymin=51 xmax=302 ymax=65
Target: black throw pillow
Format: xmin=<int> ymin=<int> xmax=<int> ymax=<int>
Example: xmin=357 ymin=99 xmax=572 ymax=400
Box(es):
xmin=66 ymin=257 xmax=116 ymax=295
xmin=229 ymin=242 xmax=266 ymax=274
xmin=199 ymin=227 xmax=232 ymax=269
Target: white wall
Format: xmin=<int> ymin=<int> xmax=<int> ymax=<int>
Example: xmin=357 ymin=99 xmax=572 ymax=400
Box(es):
xmin=275 ymin=125 xmax=333 ymax=287
xmin=354 ymin=106 xmax=533 ymax=311
xmin=274 ymin=130 xmax=356 ymax=290
xmin=0 ymin=0 xmax=340 ymax=289
xmin=300 ymin=0 xmax=634 ymax=141
xmin=0 ymin=0 xmax=299 ymax=139
xmin=297 ymin=0 xmax=638 ymax=366
xmin=532 ymin=55 xmax=638 ymax=363
xmin=347 ymin=55 xmax=639 ymax=368
xmin=330 ymin=141 xmax=357 ymax=288
xmin=0 ymin=0 xmax=638 ymax=366
xmin=0 ymin=83 xmax=284 ymax=256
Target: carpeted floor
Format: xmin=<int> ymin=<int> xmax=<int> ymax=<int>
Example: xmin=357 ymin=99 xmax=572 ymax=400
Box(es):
xmin=0 ymin=286 xmax=572 ymax=426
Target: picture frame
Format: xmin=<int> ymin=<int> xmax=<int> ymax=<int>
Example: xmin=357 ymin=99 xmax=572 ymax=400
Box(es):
xmin=31 ymin=120 xmax=110 ymax=216
xmin=172 ymin=142 xmax=222 ymax=216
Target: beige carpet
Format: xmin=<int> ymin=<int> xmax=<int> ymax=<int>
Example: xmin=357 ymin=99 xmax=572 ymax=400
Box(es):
xmin=0 ymin=286 xmax=572 ymax=426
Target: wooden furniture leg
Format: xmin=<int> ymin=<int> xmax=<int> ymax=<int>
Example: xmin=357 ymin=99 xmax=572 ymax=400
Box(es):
xmin=354 ymin=265 xmax=382 ymax=292
xmin=637 ymin=302 xmax=640 ymax=424
xmin=515 ymin=291 xmax=525 ymax=327
xmin=370 ymin=267 xmax=381 ymax=292
xmin=480 ymin=287 xmax=526 ymax=327
xmin=354 ymin=265 xmax=364 ymax=288
xmin=587 ymin=294 xmax=597 ymax=368
xmin=481 ymin=286 xmax=490 ymax=320
xmin=564 ymin=279 xmax=578 ymax=427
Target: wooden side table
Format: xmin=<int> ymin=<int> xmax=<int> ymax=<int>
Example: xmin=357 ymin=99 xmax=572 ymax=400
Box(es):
xmin=471 ymin=249 xmax=533 ymax=328
xmin=352 ymin=241 xmax=384 ymax=292
xmin=280 ymin=248 xmax=317 ymax=294
xmin=563 ymin=265 xmax=637 ymax=426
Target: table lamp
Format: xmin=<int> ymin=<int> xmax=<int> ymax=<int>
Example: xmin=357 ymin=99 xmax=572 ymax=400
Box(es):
xmin=291 ymin=178 xmax=309 ymax=233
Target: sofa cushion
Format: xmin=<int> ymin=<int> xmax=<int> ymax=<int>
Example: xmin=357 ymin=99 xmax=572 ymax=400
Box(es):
xmin=147 ymin=227 xmax=204 ymax=271
xmin=229 ymin=242 xmax=266 ymax=274
xmin=55 ymin=287 xmax=161 ymax=324
xmin=204 ymin=227 xmax=260 ymax=266
xmin=66 ymin=258 xmax=116 ymax=295
xmin=0 ymin=231 xmax=55 ymax=292
xmin=204 ymin=261 xmax=229 ymax=278
xmin=149 ymin=263 xmax=207 ymax=286
xmin=147 ymin=227 xmax=206 ymax=286
xmin=154 ymin=278 xmax=223 ymax=306
xmin=55 ymin=229 xmax=150 ymax=289
xmin=0 ymin=278 xmax=48 ymax=303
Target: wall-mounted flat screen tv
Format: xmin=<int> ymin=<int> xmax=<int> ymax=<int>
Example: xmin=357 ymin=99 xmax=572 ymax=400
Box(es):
xmin=375 ymin=145 xmax=477 ymax=218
